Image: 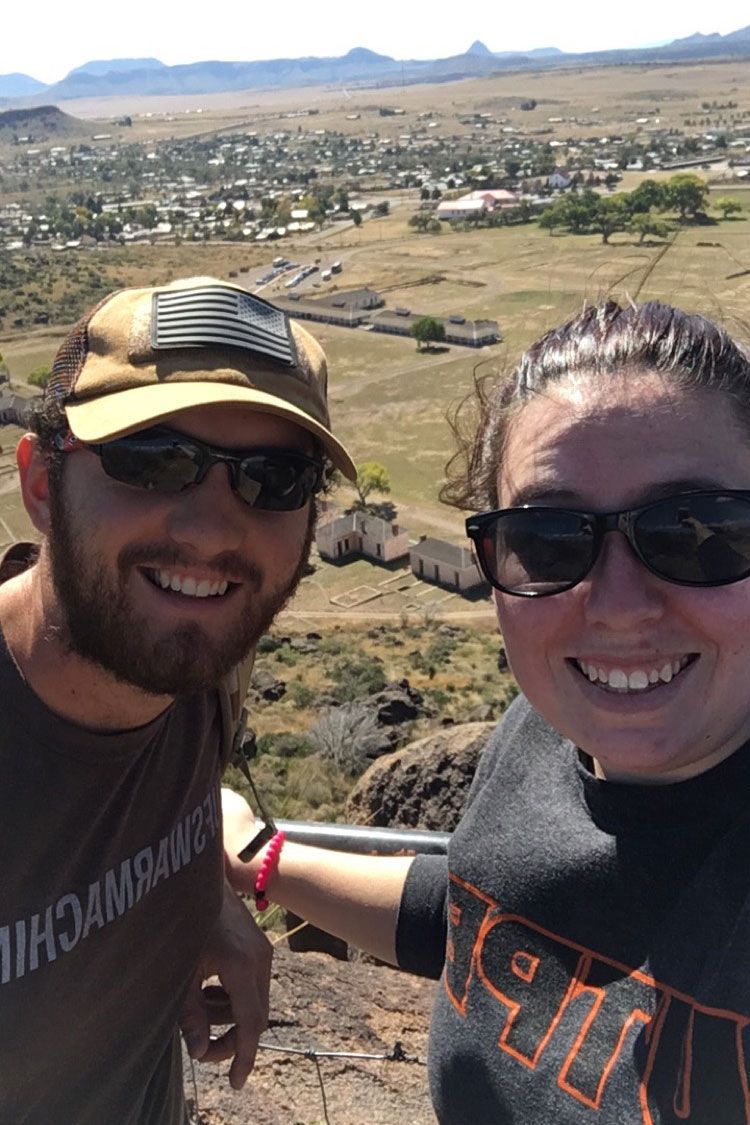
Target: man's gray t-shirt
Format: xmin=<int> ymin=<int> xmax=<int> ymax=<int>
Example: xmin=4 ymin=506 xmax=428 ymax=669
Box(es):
xmin=397 ymin=695 xmax=750 ymax=1123
xmin=0 ymin=632 xmax=225 ymax=1124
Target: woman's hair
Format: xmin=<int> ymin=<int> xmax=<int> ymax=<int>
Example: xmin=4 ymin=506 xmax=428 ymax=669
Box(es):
xmin=442 ymin=299 xmax=750 ymax=512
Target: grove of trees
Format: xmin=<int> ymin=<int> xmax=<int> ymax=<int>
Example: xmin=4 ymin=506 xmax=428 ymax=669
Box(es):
xmin=537 ymin=175 xmax=727 ymax=244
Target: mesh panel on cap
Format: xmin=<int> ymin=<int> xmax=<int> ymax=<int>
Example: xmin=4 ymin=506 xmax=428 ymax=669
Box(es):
xmin=46 ymin=296 xmax=112 ymax=403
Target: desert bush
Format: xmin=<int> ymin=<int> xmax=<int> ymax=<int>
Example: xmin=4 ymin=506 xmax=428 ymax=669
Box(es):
xmin=287 ymin=680 xmax=316 ymax=708
xmin=308 ymin=703 xmax=381 ymax=776
xmin=257 ymin=731 xmax=313 ymax=758
xmin=330 ymin=656 xmax=387 ymax=702
xmin=256 ymin=634 xmax=285 ymax=654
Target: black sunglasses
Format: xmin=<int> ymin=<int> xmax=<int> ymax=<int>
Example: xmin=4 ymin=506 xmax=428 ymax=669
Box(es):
xmin=66 ymin=427 xmax=324 ymax=511
xmin=465 ymin=491 xmax=750 ymax=597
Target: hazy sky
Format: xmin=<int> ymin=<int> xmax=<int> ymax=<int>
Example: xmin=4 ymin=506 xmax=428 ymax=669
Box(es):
xmin=5 ymin=1 xmax=750 ymax=84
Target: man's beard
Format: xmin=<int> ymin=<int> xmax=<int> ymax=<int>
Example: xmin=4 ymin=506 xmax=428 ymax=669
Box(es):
xmin=47 ymin=484 xmax=313 ymax=697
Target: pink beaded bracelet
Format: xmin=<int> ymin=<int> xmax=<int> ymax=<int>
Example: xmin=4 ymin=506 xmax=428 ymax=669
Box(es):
xmin=254 ymin=830 xmax=285 ymax=911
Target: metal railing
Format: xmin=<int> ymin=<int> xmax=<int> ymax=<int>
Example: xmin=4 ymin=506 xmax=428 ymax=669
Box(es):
xmin=275 ymin=819 xmax=450 ymax=855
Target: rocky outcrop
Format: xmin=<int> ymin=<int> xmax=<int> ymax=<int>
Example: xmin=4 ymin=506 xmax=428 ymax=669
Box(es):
xmin=346 ymin=721 xmax=496 ymax=831
xmin=184 ymin=946 xmax=435 ymax=1125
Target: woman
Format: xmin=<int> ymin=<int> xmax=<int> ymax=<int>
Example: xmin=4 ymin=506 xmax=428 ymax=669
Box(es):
xmin=224 ymin=300 xmax=750 ymax=1123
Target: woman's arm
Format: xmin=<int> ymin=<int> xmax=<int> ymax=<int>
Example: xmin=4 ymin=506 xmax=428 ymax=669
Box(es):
xmin=222 ymin=788 xmax=414 ymax=965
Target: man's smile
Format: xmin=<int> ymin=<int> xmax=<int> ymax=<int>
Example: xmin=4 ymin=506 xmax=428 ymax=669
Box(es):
xmin=142 ymin=567 xmax=233 ymax=598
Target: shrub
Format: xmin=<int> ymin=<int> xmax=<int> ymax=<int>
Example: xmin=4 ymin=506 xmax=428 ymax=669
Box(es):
xmin=256 ymin=731 xmax=313 ymax=758
xmin=287 ymin=680 xmax=316 ymax=708
xmin=256 ymin=634 xmax=285 ymax=654
xmin=330 ymin=656 xmax=387 ymax=702
xmin=308 ymin=703 xmax=381 ymax=776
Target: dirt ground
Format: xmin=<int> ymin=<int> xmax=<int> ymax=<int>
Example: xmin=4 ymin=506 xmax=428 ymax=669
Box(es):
xmin=184 ymin=947 xmax=437 ymax=1125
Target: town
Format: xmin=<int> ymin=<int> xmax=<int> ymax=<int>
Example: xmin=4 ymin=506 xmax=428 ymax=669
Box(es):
xmin=2 ymin=93 xmax=749 ymax=258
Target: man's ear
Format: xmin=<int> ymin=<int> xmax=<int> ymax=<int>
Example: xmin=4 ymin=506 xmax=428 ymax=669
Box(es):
xmin=16 ymin=434 xmax=52 ymax=534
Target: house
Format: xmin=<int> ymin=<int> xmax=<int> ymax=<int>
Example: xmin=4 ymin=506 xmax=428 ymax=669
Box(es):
xmin=0 ymin=392 xmax=28 ymax=427
xmin=409 ymin=537 xmax=486 ymax=593
xmin=466 ymin=189 xmax=519 ymax=209
xmin=316 ymin=512 xmax=410 ymax=563
xmin=368 ymin=309 xmax=500 ymax=348
xmin=436 ymin=199 xmax=487 ymax=222
xmin=548 ymin=169 xmax=573 ymax=190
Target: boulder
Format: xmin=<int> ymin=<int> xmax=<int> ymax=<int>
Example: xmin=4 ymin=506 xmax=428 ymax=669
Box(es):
xmin=346 ymin=721 xmax=496 ymax=831
xmin=369 ymin=679 xmax=431 ymax=725
xmin=249 ymin=667 xmax=286 ymax=702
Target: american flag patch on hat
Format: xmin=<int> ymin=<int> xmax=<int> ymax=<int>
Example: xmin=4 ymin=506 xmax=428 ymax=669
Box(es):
xmin=151 ymin=284 xmax=296 ymax=366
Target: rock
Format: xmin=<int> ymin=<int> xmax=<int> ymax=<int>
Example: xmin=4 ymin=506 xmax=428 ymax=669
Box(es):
xmin=437 ymin=623 xmax=460 ymax=638
xmin=184 ymin=945 xmax=435 ymax=1125
xmin=249 ymin=667 xmax=286 ymax=702
xmin=465 ymin=702 xmax=496 ymax=722
xmin=369 ymin=679 xmax=430 ymax=725
xmin=290 ymin=636 xmax=319 ymax=653
xmin=346 ymin=722 xmax=496 ymax=831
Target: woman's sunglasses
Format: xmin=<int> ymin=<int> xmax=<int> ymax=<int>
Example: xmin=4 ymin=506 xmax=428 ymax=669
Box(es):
xmin=465 ymin=491 xmax=750 ymax=597
xmin=59 ymin=427 xmax=324 ymax=511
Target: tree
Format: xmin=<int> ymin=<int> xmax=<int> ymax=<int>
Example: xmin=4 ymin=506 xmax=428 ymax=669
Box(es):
xmin=538 ymin=201 xmax=567 ymax=235
xmin=630 ymin=212 xmax=671 ymax=244
xmin=27 ymin=364 xmax=52 ymax=388
xmin=564 ymin=190 xmax=599 ymax=233
xmin=411 ymin=316 xmax=446 ymax=351
xmin=592 ymin=196 xmax=629 ymax=244
xmin=666 ymin=174 xmax=709 ymax=221
xmin=627 ymin=179 xmax=668 ymax=215
xmin=715 ymin=196 xmax=742 ymax=220
xmin=354 ymin=461 xmax=391 ymax=508
xmin=351 ymin=210 xmax=362 ymax=227
xmin=409 ymin=212 xmax=433 ymax=233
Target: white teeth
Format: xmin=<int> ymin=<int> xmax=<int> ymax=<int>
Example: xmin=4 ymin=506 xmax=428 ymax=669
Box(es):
xmin=576 ymin=657 xmax=693 ymax=693
xmin=151 ymin=569 xmax=231 ymax=598
xmin=608 ymin=669 xmax=628 ymax=690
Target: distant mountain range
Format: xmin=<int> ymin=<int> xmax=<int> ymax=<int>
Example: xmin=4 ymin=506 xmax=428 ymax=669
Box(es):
xmin=2 ymin=27 xmax=750 ymax=104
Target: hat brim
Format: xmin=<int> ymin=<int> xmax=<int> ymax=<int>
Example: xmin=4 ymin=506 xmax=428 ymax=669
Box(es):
xmin=65 ymin=381 xmax=357 ymax=481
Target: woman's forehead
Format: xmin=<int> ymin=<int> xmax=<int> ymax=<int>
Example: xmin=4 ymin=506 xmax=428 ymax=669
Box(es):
xmin=497 ymin=374 xmax=750 ymax=507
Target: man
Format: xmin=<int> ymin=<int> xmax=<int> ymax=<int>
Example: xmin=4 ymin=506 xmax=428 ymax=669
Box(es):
xmin=0 ymin=276 xmax=356 ymax=1124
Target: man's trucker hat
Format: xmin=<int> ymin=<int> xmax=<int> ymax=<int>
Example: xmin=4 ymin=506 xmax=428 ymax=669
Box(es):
xmin=46 ymin=276 xmax=357 ymax=480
